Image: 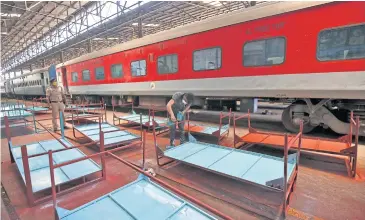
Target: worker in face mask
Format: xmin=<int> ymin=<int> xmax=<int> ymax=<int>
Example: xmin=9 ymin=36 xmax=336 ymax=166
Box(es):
xmin=46 ymin=78 xmax=66 ymax=132
xmin=166 ymin=92 xmax=194 ymax=146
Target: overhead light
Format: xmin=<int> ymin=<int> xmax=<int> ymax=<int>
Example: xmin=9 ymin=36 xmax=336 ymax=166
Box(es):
xmin=1 ymin=32 xmax=8 ymax=35
xmin=206 ymin=1 xmax=222 ymax=7
xmin=0 ymin=12 xmax=22 ymax=18
xmin=132 ymin=23 xmax=159 ymax=27
xmin=144 ymin=23 xmax=159 ymax=27
xmin=28 ymin=1 xmax=42 ymax=10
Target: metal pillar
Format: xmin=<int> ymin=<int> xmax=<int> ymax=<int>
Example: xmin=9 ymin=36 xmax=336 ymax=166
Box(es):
xmin=60 ymin=111 xmax=65 ymax=139
xmin=137 ymin=2 xmax=143 ymax=38
xmin=87 ymin=39 xmax=92 ymax=53
xmin=60 ymin=51 xmax=64 ymax=63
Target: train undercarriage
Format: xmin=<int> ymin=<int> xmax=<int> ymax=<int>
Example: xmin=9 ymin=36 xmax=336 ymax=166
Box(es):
xmin=70 ymin=95 xmax=365 ymax=137
xmin=4 ymin=92 xmax=364 ymax=137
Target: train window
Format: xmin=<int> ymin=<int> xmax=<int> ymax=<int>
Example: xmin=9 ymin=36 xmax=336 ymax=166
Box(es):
xmin=157 ymin=54 xmax=178 ymax=74
xmin=193 ymin=47 xmax=222 ymax=71
xmin=46 ymin=78 xmax=49 ymax=85
xmin=243 ymin=37 xmax=285 ymax=66
xmin=82 ymin=70 xmax=91 ymax=81
xmin=317 ymin=24 xmax=365 ymax=61
xmin=111 ymin=64 xmax=123 ymax=78
xmin=72 ymin=72 xmax=78 ymax=82
xmin=131 ymin=60 xmax=147 ymax=76
xmin=95 ymin=67 xmax=105 ymax=80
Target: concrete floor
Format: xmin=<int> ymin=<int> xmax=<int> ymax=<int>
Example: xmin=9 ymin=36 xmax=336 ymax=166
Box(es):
xmin=1 ymin=105 xmax=365 ymax=220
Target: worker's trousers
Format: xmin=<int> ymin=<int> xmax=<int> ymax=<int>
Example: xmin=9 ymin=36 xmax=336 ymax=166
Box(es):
xmin=51 ymin=102 xmax=65 ymax=130
xmin=169 ymin=119 xmax=185 ymax=146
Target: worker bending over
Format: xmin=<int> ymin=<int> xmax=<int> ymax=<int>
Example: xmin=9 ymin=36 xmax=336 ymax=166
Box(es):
xmin=166 ymin=92 xmax=194 ymax=146
xmin=46 ymin=78 xmax=66 ymax=132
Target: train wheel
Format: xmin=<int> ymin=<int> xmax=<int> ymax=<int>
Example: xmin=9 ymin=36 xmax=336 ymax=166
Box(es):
xmin=281 ymin=104 xmax=316 ymax=133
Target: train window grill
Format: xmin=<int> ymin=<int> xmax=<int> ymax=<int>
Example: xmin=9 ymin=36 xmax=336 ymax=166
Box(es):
xmin=82 ymin=70 xmax=91 ymax=81
xmin=158 ymin=54 xmax=178 ymax=74
xmin=111 ymin=64 xmax=123 ymax=78
xmin=95 ymin=67 xmax=105 ymax=80
xmin=193 ymin=47 xmax=222 ymax=71
xmin=243 ymin=37 xmax=286 ymax=67
xmin=131 ymin=60 xmax=147 ymax=77
xmin=317 ymin=24 xmax=365 ymax=61
xmin=72 ymin=72 xmax=78 ymax=82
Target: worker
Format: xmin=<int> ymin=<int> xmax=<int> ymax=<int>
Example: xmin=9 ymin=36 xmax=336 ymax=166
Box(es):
xmin=166 ymin=92 xmax=194 ymax=146
xmin=46 ymin=78 xmax=66 ymax=132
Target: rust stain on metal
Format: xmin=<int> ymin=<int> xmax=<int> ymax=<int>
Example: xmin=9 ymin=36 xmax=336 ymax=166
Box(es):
xmin=288 ymin=207 xmax=324 ymax=220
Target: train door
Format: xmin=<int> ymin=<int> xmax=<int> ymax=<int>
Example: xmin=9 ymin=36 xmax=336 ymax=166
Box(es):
xmin=61 ymin=67 xmax=69 ymax=94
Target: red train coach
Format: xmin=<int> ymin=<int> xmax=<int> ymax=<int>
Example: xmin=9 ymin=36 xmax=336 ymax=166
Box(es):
xmin=56 ymin=1 xmax=365 ymax=135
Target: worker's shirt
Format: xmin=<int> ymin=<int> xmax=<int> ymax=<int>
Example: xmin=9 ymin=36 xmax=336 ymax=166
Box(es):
xmin=171 ymin=92 xmax=186 ymax=117
xmin=46 ymin=86 xmax=65 ymax=102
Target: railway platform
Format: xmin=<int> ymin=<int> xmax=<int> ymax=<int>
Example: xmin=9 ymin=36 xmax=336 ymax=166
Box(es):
xmin=1 ymin=99 xmax=365 ymax=220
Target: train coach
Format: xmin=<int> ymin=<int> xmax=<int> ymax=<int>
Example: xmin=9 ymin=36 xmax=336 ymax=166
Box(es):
xmin=4 ymin=1 xmax=365 ymax=136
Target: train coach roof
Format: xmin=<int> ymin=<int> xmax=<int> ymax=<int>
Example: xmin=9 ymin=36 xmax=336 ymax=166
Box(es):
xmin=6 ymin=67 xmax=48 ymax=81
xmin=57 ymin=1 xmax=330 ymax=68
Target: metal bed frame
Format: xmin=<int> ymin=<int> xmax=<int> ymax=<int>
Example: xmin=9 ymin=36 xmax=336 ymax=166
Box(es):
xmin=3 ymin=115 xmax=105 ymax=206
xmin=1 ymin=99 xmax=25 ymax=111
xmin=185 ymin=109 xmax=232 ymax=144
xmin=1 ymin=101 xmax=32 ymax=129
xmin=48 ymin=132 xmax=231 ymax=220
xmin=71 ymin=113 xmax=142 ymax=151
xmin=66 ymin=99 xmax=107 ymax=122
xmin=152 ymin=118 xmax=303 ymax=218
xmin=26 ymin=97 xmax=50 ymax=113
xmin=233 ymin=110 xmax=360 ymax=178
xmin=112 ymin=97 xmax=169 ymax=135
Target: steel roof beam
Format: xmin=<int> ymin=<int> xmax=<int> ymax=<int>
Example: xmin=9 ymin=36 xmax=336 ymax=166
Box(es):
xmin=2 ymin=1 xmax=88 ymax=63
xmin=3 ymin=1 xmax=167 ymax=71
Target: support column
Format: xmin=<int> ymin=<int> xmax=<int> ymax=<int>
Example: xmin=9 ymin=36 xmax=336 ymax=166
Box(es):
xmin=87 ymin=39 xmax=92 ymax=53
xmin=42 ymin=59 xmax=46 ymax=68
xmin=60 ymin=51 xmax=64 ymax=63
xmin=30 ymin=64 xmax=33 ymax=72
xmin=237 ymin=98 xmax=258 ymax=113
xmin=137 ymin=2 xmax=143 ymax=38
